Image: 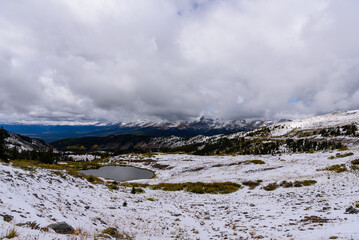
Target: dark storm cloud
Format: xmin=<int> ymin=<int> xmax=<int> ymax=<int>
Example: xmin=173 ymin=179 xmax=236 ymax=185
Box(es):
xmin=1 ymin=0 xmax=359 ymax=123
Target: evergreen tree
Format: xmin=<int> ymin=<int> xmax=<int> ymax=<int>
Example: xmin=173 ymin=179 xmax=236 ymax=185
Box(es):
xmin=0 ymin=127 xmax=8 ymax=162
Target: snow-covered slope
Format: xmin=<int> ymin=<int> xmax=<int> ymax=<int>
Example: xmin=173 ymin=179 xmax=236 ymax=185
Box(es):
xmin=1 ymin=150 xmax=359 ymax=239
xmin=5 ymin=130 xmax=51 ymax=151
xmin=269 ymin=110 xmax=359 ymax=136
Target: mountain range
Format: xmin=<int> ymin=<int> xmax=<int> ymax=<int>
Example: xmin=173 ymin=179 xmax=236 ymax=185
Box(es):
xmin=1 ymin=117 xmax=273 ymax=142
xmin=2 ymin=110 xmax=359 ymax=154
xmin=51 ymin=110 xmax=359 ymax=154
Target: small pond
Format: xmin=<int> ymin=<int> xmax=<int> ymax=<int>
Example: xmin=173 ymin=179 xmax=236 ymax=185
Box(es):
xmin=80 ymin=166 xmax=154 ymax=181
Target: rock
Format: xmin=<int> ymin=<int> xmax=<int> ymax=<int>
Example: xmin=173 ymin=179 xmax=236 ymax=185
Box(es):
xmin=3 ymin=214 xmax=13 ymax=222
xmin=345 ymin=206 xmax=359 ymax=214
xmin=48 ymin=222 xmax=75 ymax=234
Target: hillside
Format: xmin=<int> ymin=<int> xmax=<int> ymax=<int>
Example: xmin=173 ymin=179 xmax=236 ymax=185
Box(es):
xmin=52 ymin=110 xmax=359 ymax=155
xmin=2 ymin=128 xmax=50 ymax=151
xmin=1 ymin=151 xmax=358 ymax=239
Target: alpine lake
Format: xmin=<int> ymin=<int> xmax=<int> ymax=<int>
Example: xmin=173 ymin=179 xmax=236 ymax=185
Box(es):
xmin=80 ymin=166 xmax=154 ymax=182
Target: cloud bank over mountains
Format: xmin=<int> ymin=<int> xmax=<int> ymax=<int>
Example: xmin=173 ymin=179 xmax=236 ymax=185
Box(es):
xmin=1 ymin=0 xmax=359 ymax=123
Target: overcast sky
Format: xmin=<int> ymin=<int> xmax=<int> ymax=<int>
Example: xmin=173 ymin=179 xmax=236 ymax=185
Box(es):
xmin=1 ymin=0 xmax=359 ymax=123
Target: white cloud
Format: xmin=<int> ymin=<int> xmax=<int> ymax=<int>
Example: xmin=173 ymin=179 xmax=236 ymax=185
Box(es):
xmin=0 ymin=0 xmax=359 ymax=123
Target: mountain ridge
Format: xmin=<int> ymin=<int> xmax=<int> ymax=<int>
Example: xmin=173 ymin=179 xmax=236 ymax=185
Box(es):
xmin=1 ymin=117 xmax=273 ymax=142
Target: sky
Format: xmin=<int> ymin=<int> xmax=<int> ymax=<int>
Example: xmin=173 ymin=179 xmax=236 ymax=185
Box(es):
xmin=1 ymin=0 xmax=359 ymax=124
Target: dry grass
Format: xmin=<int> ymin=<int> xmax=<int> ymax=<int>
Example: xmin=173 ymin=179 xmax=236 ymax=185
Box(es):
xmin=1 ymin=227 xmax=18 ymax=239
xmin=122 ymin=182 xmax=242 ymax=194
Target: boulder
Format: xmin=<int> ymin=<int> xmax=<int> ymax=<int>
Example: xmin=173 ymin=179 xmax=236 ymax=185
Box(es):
xmin=48 ymin=221 xmax=75 ymax=234
xmin=345 ymin=206 xmax=359 ymax=214
xmin=3 ymin=214 xmax=13 ymax=222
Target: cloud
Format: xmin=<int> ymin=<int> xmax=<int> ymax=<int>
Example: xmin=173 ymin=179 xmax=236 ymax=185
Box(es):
xmin=1 ymin=0 xmax=359 ymax=123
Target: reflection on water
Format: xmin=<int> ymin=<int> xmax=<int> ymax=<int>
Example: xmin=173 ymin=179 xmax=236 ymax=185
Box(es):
xmin=80 ymin=166 xmax=153 ymax=181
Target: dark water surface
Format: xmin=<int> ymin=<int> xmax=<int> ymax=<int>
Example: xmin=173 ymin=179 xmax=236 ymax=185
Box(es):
xmin=80 ymin=166 xmax=154 ymax=181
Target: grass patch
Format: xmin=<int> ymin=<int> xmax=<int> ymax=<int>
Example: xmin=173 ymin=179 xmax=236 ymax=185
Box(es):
xmin=237 ymin=160 xmax=266 ymax=165
xmin=328 ymin=152 xmax=354 ymax=159
xmin=121 ymin=182 xmax=241 ymax=194
xmin=279 ymin=180 xmax=317 ymax=188
xmin=263 ymin=182 xmax=278 ymax=191
xmin=130 ymin=187 xmax=145 ymax=194
xmin=106 ymin=181 xmax=119 ymax=190
xmin=120 ymin=182 xmax=150 ymax=188
xmin=11 ymin=159 xmax=106 ymax=184
xmin=102 ymin=227 xmax=132 ymax=239
xmin=300 ymin=215 xmax=331 ymax=223
xmin=264 ymin=180 xmax=317 ymax=191
xmin=242 ymin=180 xmax=262 ymax=189
xmin=228 ymin=160 xmax=266 ymax=166
xmin=248 ymin=160 xmax=266 ymax=164
xmin=1 ymin=227 xmax=18 ymax=239
xmin=11 ymin=159 xmax=103 ymax=171
xmin=322 ymin=164 xmax=348 ymax=173
xmin=84 ymin=174 xmax=104 ymax=184
xmin=351 ymin=159 xmax=359 ymax=165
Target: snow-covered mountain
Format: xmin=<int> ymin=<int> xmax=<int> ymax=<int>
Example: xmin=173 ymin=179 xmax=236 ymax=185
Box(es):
xmin=119 ymin=116 xmax=272 ymax=130
xmin=2 ymin=117 xmax=273 ymax=142
xmin=52 ymin=109 xmax=359 ymax=153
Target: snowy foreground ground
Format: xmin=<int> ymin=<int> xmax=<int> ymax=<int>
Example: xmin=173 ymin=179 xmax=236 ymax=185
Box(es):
xmin=1 ymin=151 xmax=359 ymax=239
